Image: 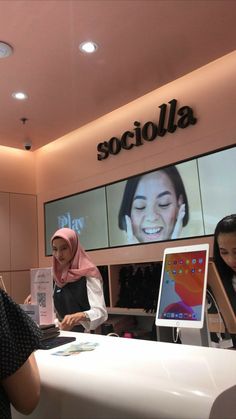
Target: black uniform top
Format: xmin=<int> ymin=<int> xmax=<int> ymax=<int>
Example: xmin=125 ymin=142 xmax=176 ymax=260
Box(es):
xmin=53 ymin=277 xmax=90 ymax=332
xmin=0 ymin=289 xmax=41 ymax=419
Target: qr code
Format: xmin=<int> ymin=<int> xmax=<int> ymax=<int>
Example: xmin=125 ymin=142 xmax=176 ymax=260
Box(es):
xmin=37 ymin=292 xmax=46 ymax=308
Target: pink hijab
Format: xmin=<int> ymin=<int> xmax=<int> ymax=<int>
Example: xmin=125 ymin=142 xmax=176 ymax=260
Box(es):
xmin=51 ymin=228 xmax=102 ymax=287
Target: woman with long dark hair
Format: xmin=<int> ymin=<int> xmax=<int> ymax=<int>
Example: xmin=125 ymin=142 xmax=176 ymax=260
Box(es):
xmin=213 ymin=214 xmax=236 ymax=347
xmin=213 ymin=214 xmax=236 ymax=315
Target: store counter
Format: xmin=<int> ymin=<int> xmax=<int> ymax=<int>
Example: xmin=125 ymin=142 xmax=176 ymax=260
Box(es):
xmin=12 ymin=331 xmax=236 ymax=419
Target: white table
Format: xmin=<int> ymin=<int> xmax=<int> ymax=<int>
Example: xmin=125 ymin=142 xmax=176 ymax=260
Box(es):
xmin=12 ymin=331 xmax=236 ymax=419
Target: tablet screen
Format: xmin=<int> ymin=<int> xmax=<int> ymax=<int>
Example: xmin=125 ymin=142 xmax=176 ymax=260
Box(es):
xmin=155 ymin=244 xmax=209 ymax=329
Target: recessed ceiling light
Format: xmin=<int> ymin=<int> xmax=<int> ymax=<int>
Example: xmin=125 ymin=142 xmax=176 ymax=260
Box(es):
xmin=12 ymin=92 xmax=28 ymax=100
xmin=0 ymin=41 xmax=13 ymax=58
xmin=79 ymin=41 xmax=98 ymax=54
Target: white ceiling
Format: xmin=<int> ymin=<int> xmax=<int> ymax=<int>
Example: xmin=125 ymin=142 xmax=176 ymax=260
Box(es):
xmin=0 ymin=0 xmax=236 ymax=151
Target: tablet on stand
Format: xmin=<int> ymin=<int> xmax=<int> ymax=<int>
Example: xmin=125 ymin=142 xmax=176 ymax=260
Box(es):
xmin=155 ymin=243 xmax=210 ymax=346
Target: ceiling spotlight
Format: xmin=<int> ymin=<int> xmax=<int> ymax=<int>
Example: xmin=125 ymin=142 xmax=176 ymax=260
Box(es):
xmin=79 ymin=41 xmax=98 ymax=54
xmin=0 ymin=41 xmax=13 ymax=58
xmin=12 ymin=92 xmax=28 ymax=100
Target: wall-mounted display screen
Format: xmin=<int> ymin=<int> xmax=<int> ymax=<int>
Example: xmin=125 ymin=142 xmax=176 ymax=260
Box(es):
xmin=44 ymin=145 xmax=236 ymax=254
xmin=44 ymin=187 xmax=108 ymax=255
xmin=107 ymin=159 xmax=204 ymax=247
xmin=197 ymin=146 xmax=236 ymax=234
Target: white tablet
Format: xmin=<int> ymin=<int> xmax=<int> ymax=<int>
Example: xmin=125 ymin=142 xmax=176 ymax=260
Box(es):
xmin=155 ymin=244 xmax=209 ymax=329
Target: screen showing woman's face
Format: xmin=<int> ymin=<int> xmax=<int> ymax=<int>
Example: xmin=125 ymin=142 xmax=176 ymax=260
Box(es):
xmin=130 ymin=171 xmax=181 ymax=242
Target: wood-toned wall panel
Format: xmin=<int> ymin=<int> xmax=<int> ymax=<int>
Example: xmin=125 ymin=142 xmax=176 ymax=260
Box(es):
xmin=10 ymin=194 xmax=38 ymax=270
xmin=11 ymin=271 xmax=30 ymax=304
xmin=0 ymin=272 xmax=11 ymax=295
xmin=0 ymin=192 xmax=10 ymax=271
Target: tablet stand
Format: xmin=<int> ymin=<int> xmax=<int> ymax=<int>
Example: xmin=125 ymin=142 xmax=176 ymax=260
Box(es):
xmin=156 ymin=307 xmax=211 ymax=347
xmin=178 ymin=309 xmax=211 ymax=347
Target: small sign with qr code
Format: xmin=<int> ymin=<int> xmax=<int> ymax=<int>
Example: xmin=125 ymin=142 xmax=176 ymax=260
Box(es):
xmin=31 ymin=267 xmax=54 ymax=325
xmin=37 ymin=292 xmax=47 ymax=308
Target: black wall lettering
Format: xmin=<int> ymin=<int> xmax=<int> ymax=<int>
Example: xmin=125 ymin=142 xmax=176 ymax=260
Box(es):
xmin=157 ymin=103 xmax=167 ymax=137
xmin=133 ymin=121 xmax=143 ymax=146
xmin=142 ymin=121 xmax=158 ymax=141
xmin=96 ymin=99 xmax=197 ymax=160
xmin=167 ymin=99 xmax=177 ymax=133
xmin=97 ymin=141 xmax=109 ymax=160
xmin=120 ymin=131 xmax=134 ymax=149
xmin=108 ymin=137 xmax=121 ymax=155
xmin=177 ymin=106 xmax=197 ymax=128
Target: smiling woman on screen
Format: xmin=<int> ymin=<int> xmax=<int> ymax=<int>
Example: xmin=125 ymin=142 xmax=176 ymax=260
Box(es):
xmin=118 ymin=166 xmax=189 ymax=244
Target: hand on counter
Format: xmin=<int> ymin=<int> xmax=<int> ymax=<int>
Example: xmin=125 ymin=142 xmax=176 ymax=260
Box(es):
xmin=24 ymin=294 xmax=32 ymax=304
xmin=60 ymin=312 xmax=89 ymax=331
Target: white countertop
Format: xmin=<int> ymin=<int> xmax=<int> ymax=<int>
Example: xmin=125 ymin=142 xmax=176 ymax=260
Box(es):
xmin=12 ymin=331 xmax=236 ymax=419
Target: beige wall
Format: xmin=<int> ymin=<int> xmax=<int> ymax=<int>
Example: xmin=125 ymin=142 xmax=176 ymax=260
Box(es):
xmin=0 ymin=52 xmax=235 ymax=282
xmin=35 ymin=51 xmax=236 ymax=267
xmin=0 ymin=145 xmax=36 ymax=194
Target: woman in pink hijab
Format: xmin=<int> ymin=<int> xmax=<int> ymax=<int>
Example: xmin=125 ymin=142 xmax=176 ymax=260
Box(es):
xmin=51 ymin=228 xmax=107 ymax=332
